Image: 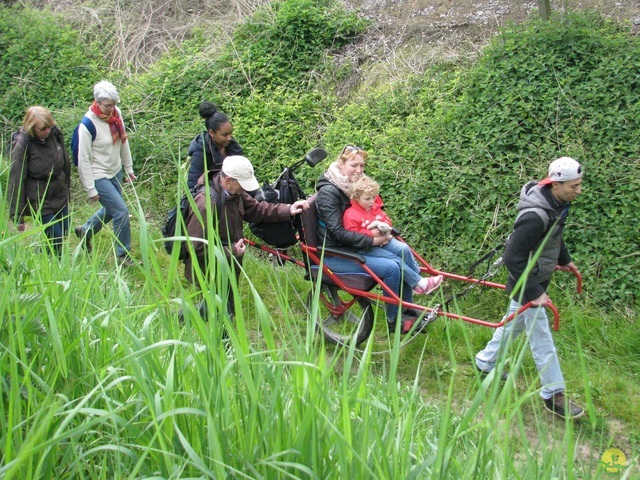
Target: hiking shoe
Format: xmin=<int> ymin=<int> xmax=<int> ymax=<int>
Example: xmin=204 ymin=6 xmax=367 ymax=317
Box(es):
xmin=476 ymin=365 xmax=509 ymax=382
xmin=74 ymin=226 xmax=92 ymax=253
xmin=402 ymin=308 xmax=421 ymax=317
xmin=388 ymin=320 xmax=411 ymax=334
xmin=388 ymin=316 xmax=428 ymax=334
xmin=414 ymin=275 xmax=443 ymax=295
xmin=543 ymin=393 xmax=585 ymax=419
xmin=117 ymin=255 xmax=141 ymax=267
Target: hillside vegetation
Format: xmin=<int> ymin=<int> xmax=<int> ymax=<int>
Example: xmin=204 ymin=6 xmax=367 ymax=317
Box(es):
xmin=1 ymin=0 xmax=638 ymax=306
xmin=0 ymin=0 xmax=639 ymax=477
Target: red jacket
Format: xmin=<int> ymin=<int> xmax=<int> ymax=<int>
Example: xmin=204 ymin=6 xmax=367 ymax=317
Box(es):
xmin=342 ymin=196 xmax=392 ymax=237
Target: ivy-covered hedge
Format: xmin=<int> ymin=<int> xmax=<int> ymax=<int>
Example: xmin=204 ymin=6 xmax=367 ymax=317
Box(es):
xmin=216 ymin=0 xmax=366 ymax=95
xmin=0 ymin=6 xmax=103 ymax=131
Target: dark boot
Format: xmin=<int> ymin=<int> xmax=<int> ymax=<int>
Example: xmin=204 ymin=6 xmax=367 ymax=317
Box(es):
xmin=74 ymin=226 xmax=92 ymax=254
xmin=544 ymin=392 xmax=585 ymax=419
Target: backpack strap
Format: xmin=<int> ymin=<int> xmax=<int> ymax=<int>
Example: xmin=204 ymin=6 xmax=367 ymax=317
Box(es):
xmin=12 ymin=129 xmax=29 ymax=154
xmin=516 ymin=206 xmax=551 ymax=232
xmin=207 ymin=184 xmax=224 ymax=209
xmin=81 ymin=116 xmax=97 ymax=141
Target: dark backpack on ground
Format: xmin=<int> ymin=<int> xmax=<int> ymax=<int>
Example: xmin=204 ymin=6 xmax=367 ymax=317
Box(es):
xmin=70 ymin=116 xmax=96 ymax=166
xmin=249 ymin=168 xmax=306 ymax=248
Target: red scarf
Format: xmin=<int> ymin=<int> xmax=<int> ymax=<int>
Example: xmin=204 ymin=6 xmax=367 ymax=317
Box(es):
xmin=91 ymin=101 xmax=128 ymax=144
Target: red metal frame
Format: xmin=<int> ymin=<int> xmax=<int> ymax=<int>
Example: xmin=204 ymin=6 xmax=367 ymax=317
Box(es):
xmin=245 ymin=235 xmax=582 ymax=332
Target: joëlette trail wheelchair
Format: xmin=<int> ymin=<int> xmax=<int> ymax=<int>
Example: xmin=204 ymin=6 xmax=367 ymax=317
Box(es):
xmin=244 ymin=149 xmax=583 ymax=347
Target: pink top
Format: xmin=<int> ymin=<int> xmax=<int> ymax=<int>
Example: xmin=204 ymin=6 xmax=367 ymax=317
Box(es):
xmin=342 ymin=195 xmax=392 ymax=237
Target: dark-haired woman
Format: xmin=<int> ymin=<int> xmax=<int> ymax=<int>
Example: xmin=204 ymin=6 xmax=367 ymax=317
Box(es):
xmin=8 ymin=106 xmax=71 ymax=256
xmin=187 ymin=101 xmax=244 ymax=189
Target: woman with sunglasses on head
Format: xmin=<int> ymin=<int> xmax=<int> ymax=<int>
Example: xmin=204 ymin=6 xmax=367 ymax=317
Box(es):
xmin=315 ymin=145 xmax=429 ymax=333
xmin=186 ymin=101 xmax=244 ymax=190
xmin=74 ymin=80 xmax=139 ymax=266
xmin=8 ymin=106 xmax=71 ymax=257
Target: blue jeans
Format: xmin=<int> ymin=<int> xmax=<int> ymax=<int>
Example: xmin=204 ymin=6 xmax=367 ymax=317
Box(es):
xmin=80 ymin=170 xmax=131 ymax=258
xmin=322 ymin=253 xmax=414 ymax=323
xmin=475 ymin=298 xmax=565 ymax=399
xmin=358 ymin=238 xmax=421 ymax=288
xmin=41 ymin=205 xmax=69 ymax=257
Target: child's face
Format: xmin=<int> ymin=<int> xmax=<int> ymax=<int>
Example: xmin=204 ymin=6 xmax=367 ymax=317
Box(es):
xmin=357 ymin=192 xmax=376 ymax=211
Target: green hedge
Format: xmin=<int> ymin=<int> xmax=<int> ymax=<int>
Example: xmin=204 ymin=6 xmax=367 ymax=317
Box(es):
xmin=0 ymin=5 xmax=103 ymax=133
xmin=216 ymin=0 xmax=366 ymax=95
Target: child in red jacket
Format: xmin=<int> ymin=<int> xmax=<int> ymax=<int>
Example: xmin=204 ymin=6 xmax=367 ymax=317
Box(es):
xmin=343 ymin=175 xmax=442 ymax=295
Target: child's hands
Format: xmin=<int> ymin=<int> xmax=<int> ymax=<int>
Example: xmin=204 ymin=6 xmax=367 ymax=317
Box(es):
xmin=368 ymin=220 xmax=392 ymax=234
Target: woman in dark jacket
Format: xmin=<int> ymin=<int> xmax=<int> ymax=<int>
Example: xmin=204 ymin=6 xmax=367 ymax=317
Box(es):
xmin=8 ymin=106 xmax=71 ymax=256
xmin=186 ymin=101 xmax=243 ymax=189
xmin=315 ymin=146 xmax=432 ymax=333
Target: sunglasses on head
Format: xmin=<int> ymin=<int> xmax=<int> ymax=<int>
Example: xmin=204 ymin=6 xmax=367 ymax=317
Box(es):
xmin=341 ymin=145 xmax=363 ymax=155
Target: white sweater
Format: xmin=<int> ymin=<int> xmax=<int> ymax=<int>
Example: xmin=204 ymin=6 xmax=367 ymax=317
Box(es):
xmin=77 ymin=107 xmax=134 ymax=198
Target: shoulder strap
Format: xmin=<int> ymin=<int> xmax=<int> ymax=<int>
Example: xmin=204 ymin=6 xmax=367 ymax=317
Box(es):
xmin=52 ymin=125 xmax=65 ymax=144
xmin=516 ymin=206 xmax=551 ymax=231
xmin=207 ymin=184 xmax=223 ymax=208
xmin=7 ymin=130 xmax=29 ymax=163
xmin=13 ymin=130 xmax=29 ymax=151
xmin=81 ymin=116 xmax=97 ymax=140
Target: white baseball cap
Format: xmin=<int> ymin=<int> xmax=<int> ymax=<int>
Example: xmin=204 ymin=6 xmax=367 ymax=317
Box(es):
xmin=538 ymin=157 xmax=583 ymax=186
xmin=222 ymin=155 xmax=260 ymax=191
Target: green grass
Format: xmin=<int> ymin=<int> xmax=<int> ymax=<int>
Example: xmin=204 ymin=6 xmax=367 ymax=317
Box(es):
xmin=0 ymin=176 xmax=638 ymax=479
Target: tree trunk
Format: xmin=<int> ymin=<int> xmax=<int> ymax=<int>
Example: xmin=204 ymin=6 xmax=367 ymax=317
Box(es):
xmin=537 ymin=0 xmax=552 ymax=20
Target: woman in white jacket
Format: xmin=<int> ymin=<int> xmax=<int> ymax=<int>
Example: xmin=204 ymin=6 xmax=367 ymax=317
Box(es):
xmin=74 ymin=80 xmax=138 ymax=266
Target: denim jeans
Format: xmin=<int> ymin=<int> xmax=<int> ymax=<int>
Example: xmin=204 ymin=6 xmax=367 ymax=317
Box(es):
xmin=475 ymin=298 xmax=565 ymax=399
xmin=41 ymin=205 xmax=69 ymax=257
xmin=357 ymin=238 xmax=421 ymax=288
xmin=322 ymin=253 xmax=414 ymax=323
xmin=80 ymin=170 xmax=131 ymax=258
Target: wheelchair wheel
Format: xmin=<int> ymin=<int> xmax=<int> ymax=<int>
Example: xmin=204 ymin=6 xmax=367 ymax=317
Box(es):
xmin=307 ymin=284 xmax=374 ymax=346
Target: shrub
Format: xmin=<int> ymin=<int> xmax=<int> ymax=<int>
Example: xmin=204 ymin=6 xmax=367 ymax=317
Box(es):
xmin=125 ymin=0 xmax=365 ymax=176
xmin=0 ymin=6 xmax=103 ymax=135
xmin=438 ymin=14 xmax=640 ymax=305
xmin=215 ymin=0 xmax=367 ymax=95
xmin=234 ymin=86 xmax=335 ymax=187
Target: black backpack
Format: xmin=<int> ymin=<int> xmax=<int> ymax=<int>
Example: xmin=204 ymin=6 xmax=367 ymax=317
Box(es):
xmin=162 ymin=184 xmax=224 ymax=260
xmin=5 ymin=128 xmax=31 ymax=160
xmin=162 ymin=185 xmax=199 ymax=260
xmin=6 ymin=127 xmax=65 ymax=162
xmin=249 ymin=167 xmax=305 ymax=248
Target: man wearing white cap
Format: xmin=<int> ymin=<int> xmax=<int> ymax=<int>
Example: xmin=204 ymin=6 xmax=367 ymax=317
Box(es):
xmin=184 ymin=155 xmax=309 ymax=317
xmin=476 ymin=156 xmax=585 ymax=419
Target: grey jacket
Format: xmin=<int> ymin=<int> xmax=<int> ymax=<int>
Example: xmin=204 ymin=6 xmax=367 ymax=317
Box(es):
xmin=504 ymin=181 xmax=572 ymax=303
